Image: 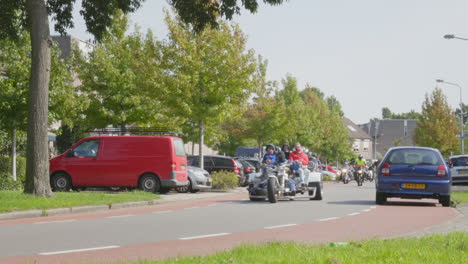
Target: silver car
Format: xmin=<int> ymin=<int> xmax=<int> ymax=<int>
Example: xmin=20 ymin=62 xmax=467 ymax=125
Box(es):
xmin=176 ymin=166 xmax=212 ymax=193
xmin=449 ymin=155 xmax=468 ymax=184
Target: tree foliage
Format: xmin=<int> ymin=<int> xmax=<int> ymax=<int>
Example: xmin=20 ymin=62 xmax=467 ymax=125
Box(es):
xmin=414 ymin=88 xmax=458 ymax=156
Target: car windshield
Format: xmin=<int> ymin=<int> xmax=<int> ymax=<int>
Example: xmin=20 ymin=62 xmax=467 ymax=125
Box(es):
xmin=386 ymin=149 xmax=442 ymax=165
xmin=451 ymin=156 xmax=468 ymax=167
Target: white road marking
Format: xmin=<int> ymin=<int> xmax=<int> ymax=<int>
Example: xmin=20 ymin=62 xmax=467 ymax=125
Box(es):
xmin=370 ymin=206 xmax=377 ymax=209
xmin=186 ymin=206 xmax=200 ymax=209
xmin=39 ymin=246 xmax=120 ymax=255
xmin=207 ymin=204 xmax=217 ymax=207
xmin=106 ymin=215 xmax=133 ymax=219
xmin=362 ymin=209 xmax=372 ymax=212
xmin=179 ymin=233 xmax=230 ymax=240
xmin=153 ymin=210 xmax=172 ymax=214
xmin=348 ymin=213 xmax=360 ymax=216
xmin=34 ymin=220 xmax=76 ymax=224
xmin=264 ymin=224 xmax=297 ymax=229
xmin=318 ymin=217 xmax=339 ymax=221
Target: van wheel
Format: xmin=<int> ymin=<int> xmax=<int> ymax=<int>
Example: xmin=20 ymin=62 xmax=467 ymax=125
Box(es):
xmin=51 ymin=172 xmax=72 ymax=192
xmin=139 ymin=174 xmax=160 ymax=193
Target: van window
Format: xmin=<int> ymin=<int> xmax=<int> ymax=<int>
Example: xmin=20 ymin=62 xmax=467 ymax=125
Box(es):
xmin=173 ymin=138 xmax=186 ymax=157
xmin=72 ymin=139 xmax=100 ymax=157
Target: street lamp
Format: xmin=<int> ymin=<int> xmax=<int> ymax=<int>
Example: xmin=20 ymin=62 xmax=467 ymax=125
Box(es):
xmin=436 ymin=79 xmax=464 ymax=154
xmin=444 ymin=34 xmax=468 ymax=41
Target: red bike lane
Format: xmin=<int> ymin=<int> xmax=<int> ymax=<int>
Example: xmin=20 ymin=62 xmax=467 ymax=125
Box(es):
xmin=0 ymin=195 xmax=459 ymax=264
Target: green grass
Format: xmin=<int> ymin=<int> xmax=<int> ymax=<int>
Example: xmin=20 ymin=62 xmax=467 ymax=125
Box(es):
xmin=129 ymin=233 xmax=467 ymax=264
xmin=0 ymin=190 xmax=159 ymax=213
xmin=452 ymin=191 xmax=468 ymax=205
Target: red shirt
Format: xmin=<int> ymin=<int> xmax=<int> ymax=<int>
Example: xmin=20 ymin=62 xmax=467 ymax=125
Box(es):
xmin=289 ymin=151 xmax=309 ymax=165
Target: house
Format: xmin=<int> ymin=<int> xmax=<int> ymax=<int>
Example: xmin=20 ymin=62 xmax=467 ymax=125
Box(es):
xmin=359 ymin=119 xmax=418 ymax=159
xmin=343 ymin=117 xmax=374 ymax=160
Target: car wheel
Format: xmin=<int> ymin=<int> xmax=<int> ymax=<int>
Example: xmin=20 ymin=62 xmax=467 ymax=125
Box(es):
xmin=439 ymin=195 xmax=451 ymax=207
xmin=376 ymin=192 xmax=386 ymax=205
xmin=139 ymin=174 xmax=160 ymax=193
xmin=51 ymin=172 xmax=72 ymax=192
xmin=309 ymin=182 xmax=323 ymax=200
xmin=109 ymin=187 xmax=121 ymax=192
xmin=159 ymin=187 xmax=171 ymax=194
xmin=176 ymin=179 xmax=190 ymax=193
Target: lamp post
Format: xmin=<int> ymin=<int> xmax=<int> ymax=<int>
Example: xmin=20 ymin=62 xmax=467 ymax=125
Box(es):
xmin=436 ymin=79 xmax=464 ymax=154
xmin=444 ymin=34 xmax=468 ymax=41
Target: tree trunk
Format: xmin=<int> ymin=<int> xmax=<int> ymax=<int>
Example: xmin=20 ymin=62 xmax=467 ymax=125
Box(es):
xmin=191 ymin=141 xmax=195 ymax=155
xmin=199 ymin=120 xmax=204 ymax=170
xmin=12 ymin=127 xmax=17 ymax=181
xmin=257 ymin=137 xmax=262 ymax=158
xmin=24 ymin=0 xmax=53 ymax=197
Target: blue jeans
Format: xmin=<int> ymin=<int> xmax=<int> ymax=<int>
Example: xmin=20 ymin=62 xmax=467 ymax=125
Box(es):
xmin=287 ymin=178 xmax=296 ymax=192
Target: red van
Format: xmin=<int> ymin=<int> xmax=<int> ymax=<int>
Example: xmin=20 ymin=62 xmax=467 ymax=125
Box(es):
xmin=49 ymin=136 xmax=188 ymax=194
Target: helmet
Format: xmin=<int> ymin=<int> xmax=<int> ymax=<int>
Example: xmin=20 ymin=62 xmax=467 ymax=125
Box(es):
xmin=265 ymin=144 xmax=275 ymax=152
xmin=358 ymin=154 xmax=363 ymax=159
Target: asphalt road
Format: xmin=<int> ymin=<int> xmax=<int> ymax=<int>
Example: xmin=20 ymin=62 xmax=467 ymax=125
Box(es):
xmin=0 ymin=182 xmax=460 ymax=263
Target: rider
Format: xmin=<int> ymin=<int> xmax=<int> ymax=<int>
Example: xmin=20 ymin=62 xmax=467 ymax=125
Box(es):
xmin=262 ymin=144 xmax=278 ymax=165
xmin=355 ymin=154 xmax=368 ymax=178
xmin=281 ymin=142 xmax=291 ymax=160
xmin=289 ymin=143 xmax=309 ymax=186
xmin=308 ymin=152 xmax=320 ymax=171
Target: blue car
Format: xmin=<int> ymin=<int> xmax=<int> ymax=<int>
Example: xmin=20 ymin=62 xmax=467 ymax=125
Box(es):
xmin=376 ymin=147 xmax=451 ymax=207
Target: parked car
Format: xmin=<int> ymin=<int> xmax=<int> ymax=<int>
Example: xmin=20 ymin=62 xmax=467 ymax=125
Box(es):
xmin=240 ymin=158 xmax=261 ymax=172
xmin=376 ymin=147 xmax=451 ymax=206
xmin=176 ymin=166 xmax=212 ymax=193
xmin=321 ymin=165 xmax=337 ymax=180
xmin=49 ymin=136 xmax=189 ymax=194
xmin=448 ymin=155 xmax=468 ymax=184
xmin=187 ymin=155 xmax=246 ymax=186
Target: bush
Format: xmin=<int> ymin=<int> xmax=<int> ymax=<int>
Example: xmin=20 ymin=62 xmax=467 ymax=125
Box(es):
xmin=322 ymin=174 xmax=331 ymax=181
xmin=0 ymin=172 xmax=22 ymax=191
xmin=0 ymin=157 xmax=26 ymax=185
xmin=211 ymin=170 xmax=239 ymax=190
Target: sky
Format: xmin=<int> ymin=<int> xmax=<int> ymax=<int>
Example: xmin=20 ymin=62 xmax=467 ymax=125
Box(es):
xmin=54 ymin=0 xmax=468 ymax=124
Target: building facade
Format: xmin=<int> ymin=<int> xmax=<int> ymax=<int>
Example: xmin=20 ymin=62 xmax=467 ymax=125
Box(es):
xmin=343 ymin=117 xmax=374 ymax=160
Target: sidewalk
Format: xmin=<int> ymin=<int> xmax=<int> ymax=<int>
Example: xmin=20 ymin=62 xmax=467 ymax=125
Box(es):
xmin=0 ymin=188 xmax=247 ymax=221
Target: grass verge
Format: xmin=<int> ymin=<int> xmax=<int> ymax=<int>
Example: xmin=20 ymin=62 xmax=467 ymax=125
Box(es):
xmin=129 ymin=233 xmax=467 ymax=264
xmin=0 ymin=190 xmax=158 ymax=213
xmin=452 ymin=191 xmax=468 ymax=205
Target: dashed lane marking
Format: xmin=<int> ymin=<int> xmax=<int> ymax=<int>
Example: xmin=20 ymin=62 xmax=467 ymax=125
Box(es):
xmin=39 ymin=246 xmax=120 ymax=255
xmin=318 ymin=217 xmax=339 ymax=221
xmin=152 ymin=210 xmax=173 ymax=214
xmin=348 ymin=213 xmax=360 ymax=216
xmin=106 ymin=215 xmax=133 ymax=219
xmin=179 ymin=233 xmax=230 ymax=240
xmin=264 ymin=224 xmax=297 ymax=229
xmin=34 ymin=220 xmax=76 ymax=224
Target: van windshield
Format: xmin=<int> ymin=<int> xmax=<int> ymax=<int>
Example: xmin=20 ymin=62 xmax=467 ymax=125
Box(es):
xmin=173 ymin=138 xmax=186 ymax=157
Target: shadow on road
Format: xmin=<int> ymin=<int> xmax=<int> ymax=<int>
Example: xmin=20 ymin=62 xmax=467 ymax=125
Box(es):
xmin=383 ymin=200 xmax=438 ymax=207
xmin=327 ymin=200 xmax=375 ymax=206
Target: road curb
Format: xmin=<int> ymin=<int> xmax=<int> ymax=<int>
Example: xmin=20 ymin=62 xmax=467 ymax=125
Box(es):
xmin=0 ymin=189 xmax=244 ymax=221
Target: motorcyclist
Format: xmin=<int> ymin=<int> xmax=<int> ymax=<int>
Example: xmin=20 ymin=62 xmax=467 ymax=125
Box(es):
xmin=289 ymin=143 xmax=309 ymax=186
xmin=262 ymin=144 xmax=278 ymax=165
xmin=281 ymin=142 xmax=291 ymax=160
xmin=308 ymin=152 xmax=320 ymax=172
xmin=355 ymin=154 xmax=368 ymax=179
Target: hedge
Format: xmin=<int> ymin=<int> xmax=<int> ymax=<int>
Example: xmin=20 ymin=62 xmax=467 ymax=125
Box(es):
xmin=0 ymin=157 xmax=26 ymax=190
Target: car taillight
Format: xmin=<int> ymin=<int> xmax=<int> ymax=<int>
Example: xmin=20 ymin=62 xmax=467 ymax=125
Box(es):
xmin=245 ymin=167 xmax=252 ymax=172
xmin=382 ymin=162 xmax=390 ymax=176
xmin=437 ymin=165 xmax=446 ymax=177
xmin=233 ymin=161 xmax=240 ymax=175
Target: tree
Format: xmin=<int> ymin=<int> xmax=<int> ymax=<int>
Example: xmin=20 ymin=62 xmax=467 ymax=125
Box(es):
xmin=414 ymin=88 xmax=458 ymax=156
xmin=0 ymin=0 xmax=286 ymax=196
xmin=0 ymin=31 xmax=77 ymax=181
xmin=162 ymin=13 xmax=257 ymax=169
xmin=382 ymin=107 xmax=421 ymax=119
xmin=75 ymin=11 xmax=171 ymax=130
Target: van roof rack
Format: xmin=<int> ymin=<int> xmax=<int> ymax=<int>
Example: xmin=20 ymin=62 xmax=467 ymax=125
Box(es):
xmin=89 ymin=127 xmax=179 ymax=136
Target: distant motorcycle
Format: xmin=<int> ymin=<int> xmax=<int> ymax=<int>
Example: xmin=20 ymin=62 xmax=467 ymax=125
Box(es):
xmin=341 ymin=167 xmax=352 ymax=184
xmin=354 ymin=166 xmax=365 ymax=186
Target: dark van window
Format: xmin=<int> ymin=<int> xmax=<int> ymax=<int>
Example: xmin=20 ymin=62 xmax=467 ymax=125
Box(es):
xmin=213 ymin=157 xmax=234 ymax=167
xmin=188 ymin=156 xmax=199 ymax=166
xmin=72 ymin=139 xmax=100 ymax=157
xmin=173 ymin=138 xmax=186 ymax=157
xmin=387 ymin=149 xmax=442 ymax=165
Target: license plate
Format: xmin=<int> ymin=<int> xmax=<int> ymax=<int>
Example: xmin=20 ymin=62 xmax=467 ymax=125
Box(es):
xmin=458 ymin=169 xmax=468 ymax=174
xmin=402 ymin=183 xmax=426 ymax=189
